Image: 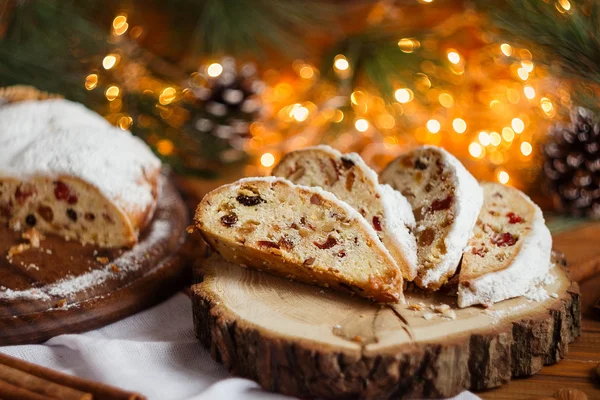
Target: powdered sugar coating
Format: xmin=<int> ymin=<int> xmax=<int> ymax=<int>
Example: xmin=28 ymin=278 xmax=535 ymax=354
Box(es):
xmin=417 ymin=146 xmax=483 ymax=287
xmin=379 ymin=184 xmax=418 ymax=275
xmin=0 ymin=99 xmax=161 ymax=216
xmin=458 ymin=190 xmax=552 ymax=307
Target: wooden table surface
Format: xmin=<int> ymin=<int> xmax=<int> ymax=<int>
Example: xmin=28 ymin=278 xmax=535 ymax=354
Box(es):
xmin=481 ymin=221 xmax=600 ymax=399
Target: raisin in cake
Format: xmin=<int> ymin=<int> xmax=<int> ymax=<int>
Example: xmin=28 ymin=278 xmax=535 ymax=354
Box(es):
xmin=457 ymin=182 xmax=552 ymax=307
xmin=272 ymin=145 xmax=418 ymax=281
xmin=0 ymin=95 xmax=161 ymax=248
xmin=380 ymin=146 xmax=483 ymax=290
xmin=194 ymin=177 xmax=403 ymax=302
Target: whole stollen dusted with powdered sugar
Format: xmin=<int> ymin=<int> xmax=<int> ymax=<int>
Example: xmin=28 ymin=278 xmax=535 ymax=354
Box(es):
xmin=380 ymin=145 xmax=483 ymax=290
xmin=272 ymin=145 xmax=418 ymax=282
xmin=0 ymin=94 xmax=162 ymax=248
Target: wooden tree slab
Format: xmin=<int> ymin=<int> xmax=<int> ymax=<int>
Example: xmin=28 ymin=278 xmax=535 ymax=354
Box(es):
xmin=0 ymin=176 xmax=194 ymax=345
xmin=192 ymin=255 xmax=581 ymax=399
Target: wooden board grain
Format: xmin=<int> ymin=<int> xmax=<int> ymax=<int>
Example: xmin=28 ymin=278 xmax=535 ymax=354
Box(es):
xmin=192 ymin=255 xmax=580 ymax=399
xmin=0 ymin=177 xmax=194 ymax=345
xmin=480 ymin=222 xmax=600 ymax=400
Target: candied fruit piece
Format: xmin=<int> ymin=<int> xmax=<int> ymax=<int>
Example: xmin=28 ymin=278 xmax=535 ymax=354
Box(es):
xmin=257 ymin=240 xmax=280 ymax=249
xmin=345 ymin=171 xmax=355 ymax=191
xmin=236 ymin=194 xmax=265 ymax=206
xmin=341 ymin=157 xmax=355 ymax=169
xmin=303 ymin=257 xmax=315 ymax=266
xmin=314 ymin=235 xmax=338 ymax=249
xmin=414 ymin=158 xmax=428 ymax=170
xmin=220 ymin=213 xmax=238 ymax=227
xmin=506 ymin=212 xmax=524 ymax=224
xmin=15 ymin=185 xmax=34 ymax=205
xmin=37 ymin=206 xmax=53 ymax=222
xmin=54 ymin=181 xmax=71 ymax=201
xmin=418 ymin=228 xmax=435 ymax=246
xmin=472 ymin=247 xmax=487 ymax=257
xmin=25 ymin=214 xmax=36 ymax=227
xmin=428 ymin=195 xmax=454 ymax=212
xmin=278 ymin=237 xmax=294 ymax=251
xmin=372 ymin=216 xmax=382 ymax=231
xmin=491 ymin=232 xmax=517 ymax=247
xmin=66 ymin=208 xmax=78 ymax=222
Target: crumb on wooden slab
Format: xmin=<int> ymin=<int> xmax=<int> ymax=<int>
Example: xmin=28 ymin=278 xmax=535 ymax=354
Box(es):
xmin=423 ymin=312 xmax=435 ymax=320
xmin=442 ymin=309 xmax=457 ymax=320
xmin=433 ymin=304 xmax=451 ymax=314
xmin=7 ymin=243 xmax=32 ymax=260
xmin=25 ymin=263 xmax=39 ymax=271
xmin=96 ymin=256 xmax=109 ymax=264
xmin=22 ymin=228 xmax=45 ymax=248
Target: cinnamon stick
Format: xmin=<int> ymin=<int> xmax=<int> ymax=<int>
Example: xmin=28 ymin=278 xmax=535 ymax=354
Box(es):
xmin=0 ymin=379 xmax=54 ymax=400
xmin=0 ymin=353 xmax=145 ymax=400
xmin=0 ymin=363 xmax=91 ymax=400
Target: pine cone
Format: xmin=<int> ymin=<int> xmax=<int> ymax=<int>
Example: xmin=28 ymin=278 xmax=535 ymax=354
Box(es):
xmin=543 ymin=107 xmax=600 ymax=219
xmin=185 ymin=57 xmax=264 ymax=147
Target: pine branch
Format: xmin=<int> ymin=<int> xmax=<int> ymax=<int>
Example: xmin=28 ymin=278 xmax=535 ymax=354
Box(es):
xmin=186 ymin=0 xmax=338 ymax=59
xmin=474 ymin=0 xmax=600 ymax=111
xmin=0 ymin=0 xmax=108 ymax=102
xmin=322 ymin=28 xmax=444 ymax=100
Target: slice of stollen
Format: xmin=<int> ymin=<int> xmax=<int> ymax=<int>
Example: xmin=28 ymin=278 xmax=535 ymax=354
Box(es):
xmin=380 ymin=145 xmax=483 ymax=290
xmin=272 ymin=145 xmax=418 ymax=281
xmin=457 ymin=182 xmax=552 ymax=308
xmin=194 ymin=177 xmax=403 ymax=302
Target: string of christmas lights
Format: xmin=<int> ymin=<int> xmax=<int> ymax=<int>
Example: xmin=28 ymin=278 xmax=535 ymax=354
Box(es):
xmin=84 ymin=0 xmax=574 ymax=191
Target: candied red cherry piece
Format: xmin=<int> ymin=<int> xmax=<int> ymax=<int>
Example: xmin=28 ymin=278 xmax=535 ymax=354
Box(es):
xmin=372 ymin=216 xmax=382 ymax=231
xmin=428 ymin=195 xmax=454 ymax=213
xmin=491 ymin=232 xmax=517 ymax=247
xmin=54 ymin=181 xmax=77 ymax=204
xmin=506 ymin=212 xmax=524 ymax=224
xmin=314 ymin=235 xmax=337 ymax=249
xmin=15 ymin=185 xmax=34 ymax=205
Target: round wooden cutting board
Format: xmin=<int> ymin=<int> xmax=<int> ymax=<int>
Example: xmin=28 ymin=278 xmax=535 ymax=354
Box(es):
xmin=192 ymin=255 xmax=581 ymax=399
xmin=0 ymin=175 xmax=193 ymax=345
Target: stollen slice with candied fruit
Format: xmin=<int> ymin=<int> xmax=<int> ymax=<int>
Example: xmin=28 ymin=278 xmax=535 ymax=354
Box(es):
xmin=457 ymin=182 xmax=552 ymax=307
xmin=380 ymin=145 xmax=483 ymax=290
xmin=194 ymin=177 xmax=403 ymax=302
xmin=272 ymin=145 xmax=418 ymax=281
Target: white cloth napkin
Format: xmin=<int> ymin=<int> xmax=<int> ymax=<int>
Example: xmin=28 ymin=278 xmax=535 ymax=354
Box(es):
xmin=0 ymin=293 xmax=480 ymax=400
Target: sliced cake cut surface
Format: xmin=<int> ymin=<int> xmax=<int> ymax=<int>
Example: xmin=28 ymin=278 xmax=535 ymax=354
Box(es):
xmin=272 ymin=145 xmax=418 ymax=281
xmin=194 ymin=177 xmax=403 ymax=302
xmin=380 ymin=145 xmax=483 ymax=290
xmin=0 ymin=98 xmax=161 ymax=248
xmin=458 ymin=182 xmax=552 ymax=307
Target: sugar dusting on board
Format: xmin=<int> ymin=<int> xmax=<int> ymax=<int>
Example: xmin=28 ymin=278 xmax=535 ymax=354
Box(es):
xmin=0 ymin=219 xmax=172 ymax=302
xmin=0 ymin=176 xmax=182 ymax=303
